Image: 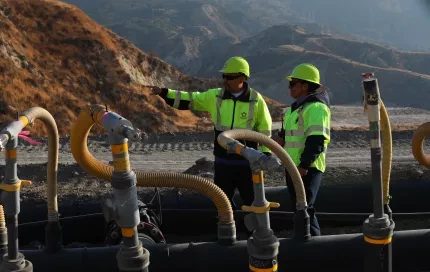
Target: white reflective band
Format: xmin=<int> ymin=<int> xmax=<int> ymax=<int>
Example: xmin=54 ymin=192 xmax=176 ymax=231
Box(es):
xmin=284 ymin=141 xmax=305 ymax=148
xmin=304 ymin=125 xmax=330 ymax=137
xmin=173 ymin=90 xmax=181 ymax=108
xmin=215 ymin=89 xmax=258 ymax=130
xmin=215 ymin=89 xmax=225 ymax=126
xmin=246 ymin=90 xmax=258 ymax=129
xmin=284 ymin=130 xmax=304 ymax=137
xmin=188 ymin=91 xmax=194 ymax=110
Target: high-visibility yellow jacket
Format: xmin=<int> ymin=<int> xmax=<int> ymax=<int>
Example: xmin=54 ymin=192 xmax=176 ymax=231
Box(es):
xmin=282 ymin=91 xmax=331 ymax=172
xmin=159 ymin=82 xmax=272 ymax=161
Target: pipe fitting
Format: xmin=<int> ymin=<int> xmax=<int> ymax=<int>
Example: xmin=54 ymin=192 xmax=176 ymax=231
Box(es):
xmin=70 ymin=104 xmax=235 ymax=243
xmin=247 ymin=232 xmax=279 ymax=272
xmin=90 ymin=105 xmax=140 ymax=143
xmin=292 ymin=209 xmax=311 ymax=241
xmin=239 ymin=146 xmax=282 ymax=172
xmin=217 ymin=129 xmax=307 ymax=209
xmin=363 ymin=213 xmax=395 ymax=245
xmin=116 ymin=240 xmax=149 ymax=272
xmin=0 ymin=253 xmax=32 ymax=272
xmin=217 ymin=221 xmax=236 ymax=245
xmin=110 ymin=174 xmax=140 ymax=229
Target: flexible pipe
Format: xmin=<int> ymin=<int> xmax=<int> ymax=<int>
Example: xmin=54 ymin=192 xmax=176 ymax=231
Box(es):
xmin=217 ymin=129 xmax=307 ymax=209
xmin=69 ymin=105 xmax=234 ymax=224
xmin=412 ymin=122 xmax=430 ymax=168
xmin=380 ymin=101 xmax=393 ymax=205
xmin=20 ymin=107 xmax=59 ymax=221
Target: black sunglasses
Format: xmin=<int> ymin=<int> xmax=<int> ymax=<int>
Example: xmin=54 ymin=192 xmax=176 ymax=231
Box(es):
xmin=289 ymin=80 xmax=301 ymax=88
xmin=222 ymin=74 xmax=243 ymax=80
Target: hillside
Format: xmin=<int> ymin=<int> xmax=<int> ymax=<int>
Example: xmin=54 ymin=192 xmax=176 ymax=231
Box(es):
xmin=62 ymin=0 xmax=430 ymax=58
xmin=0 ymin=0 xmax=285 ymax=137
xmin=184 ymin=24 xmax=430 ymax=108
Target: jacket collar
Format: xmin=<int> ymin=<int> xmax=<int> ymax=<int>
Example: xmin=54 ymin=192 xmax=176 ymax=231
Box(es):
xmin=222 ymin=82 xmax=251 ymax=102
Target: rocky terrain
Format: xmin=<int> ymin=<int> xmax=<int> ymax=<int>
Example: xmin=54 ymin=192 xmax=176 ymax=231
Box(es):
xmin=0 ymin=0 xmax=285 ymax=137
xmin=2 ymin=105 xmax=428 ymax=239
xmin=61 ymin=0 xmax=430 ymax=109
xmin=1 ymin=0 xmax=430 ymax=243
xmin=6 ymin=105 xmax=429 ymax=202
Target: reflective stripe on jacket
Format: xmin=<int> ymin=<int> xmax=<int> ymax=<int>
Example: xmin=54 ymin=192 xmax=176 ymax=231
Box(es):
xmin=283 ymin=101 xmax=331 ymax=172
xmin=162 ymin=82 xmax=272 ymax=160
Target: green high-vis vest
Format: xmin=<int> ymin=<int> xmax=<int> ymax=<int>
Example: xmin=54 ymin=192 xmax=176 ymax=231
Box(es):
xmin=283 ymin=102 xmax=331 ymax=172
xmin=166 ymin=87 xmax=272 ymax=153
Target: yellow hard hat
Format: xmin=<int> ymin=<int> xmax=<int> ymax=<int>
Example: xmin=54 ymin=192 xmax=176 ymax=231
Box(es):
xmin=219 ymin=56 xmax=250 ymax=77
xmin=286 ymin=63 xmax=320 ymax=85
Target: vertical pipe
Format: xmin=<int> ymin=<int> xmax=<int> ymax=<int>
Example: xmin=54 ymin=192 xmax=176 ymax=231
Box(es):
xmin=5 ymin=215 xmax=17 ymax=260
xmin=361 ymin=75 xmax=395 ymax=272
xmin=4 ymin=138 xmax=19 ymax=261
xmin=100 ymin=110 xmax=149 ymax=272
xmin=0 ymin=130 xmax=32 ymax=271
xmin=244 ymin=170 xmax=279 ymax=272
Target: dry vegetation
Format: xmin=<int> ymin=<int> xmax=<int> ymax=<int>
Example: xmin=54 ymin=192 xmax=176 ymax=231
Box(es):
xmin=0 ymin=0 xmax=285 ymax=137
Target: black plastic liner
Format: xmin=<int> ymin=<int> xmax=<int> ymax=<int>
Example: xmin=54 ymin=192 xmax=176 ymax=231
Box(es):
xmin=17 ymin=229 xmax=430 ymax=272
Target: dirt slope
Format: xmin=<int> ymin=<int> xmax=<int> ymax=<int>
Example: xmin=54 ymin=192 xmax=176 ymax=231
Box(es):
xmin=0 ymin=0 xmax=285 ymax=136
xmin=0 ymin=0 xmax=222 ymax=136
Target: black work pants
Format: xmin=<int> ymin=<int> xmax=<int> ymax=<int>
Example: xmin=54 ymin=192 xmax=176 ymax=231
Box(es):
xmin=214 ymin=162 xmax=254 ymax=210
xmin=285 ymin=167 xmax=323 ymax=236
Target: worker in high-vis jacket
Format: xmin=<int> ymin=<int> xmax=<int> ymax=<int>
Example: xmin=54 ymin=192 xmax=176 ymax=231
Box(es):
xmin=273 ymin=63 xmax=331 ymax=236
xmin=149 ymin=56 xmax=273 ymax=210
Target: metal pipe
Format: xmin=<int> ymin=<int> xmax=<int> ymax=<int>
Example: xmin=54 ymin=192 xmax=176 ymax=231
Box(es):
xmin=70 ymin=104 xmax=236 ymax=244
xmin=96 ymin=108 xmax=148 ymax=272
xmin=362 ymin=73 xmax=395 ymax=272
xmin=244 ymin=171 xmax=279 ymax=271
xmin=0 ymin=117 xmax=33 ymax=271
xmin=13 ymin=229 xmax=430 ymax=272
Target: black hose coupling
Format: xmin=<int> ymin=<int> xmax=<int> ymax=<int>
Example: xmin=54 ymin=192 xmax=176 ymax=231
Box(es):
xmin=116 ymin=241 xmax=149 ymax=272
xmin=292 ymin=209 xmax=311 ymax=241
xmin=44 ymin=221 xmax=63 ymax=254
xmin=0 ymin=253 xmax=33 ymax=272
xmin=247 ymin=230 xmax=279 ymax=272
xmin=217 ymin=221 xmax=237 ymax=245
xmin=363 ymin=214 xmax=395 ymax=272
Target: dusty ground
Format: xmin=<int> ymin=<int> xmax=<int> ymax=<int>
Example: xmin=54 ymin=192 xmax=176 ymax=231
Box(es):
xmin=3 ymin=106 xmax=430 ymax=239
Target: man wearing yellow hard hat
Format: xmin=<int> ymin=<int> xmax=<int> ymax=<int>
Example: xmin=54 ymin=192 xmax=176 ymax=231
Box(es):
xmin=149 ymin=56 xmax=272 ymax=215
xmin=273 ymin=63 xmax=331 ymax=236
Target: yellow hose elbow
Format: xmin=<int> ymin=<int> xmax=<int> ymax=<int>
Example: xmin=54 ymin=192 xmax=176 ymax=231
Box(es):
xmin=70 ymin=105 xmax=234 ymax=224
xmin=412 ymin=122 xmax=430 ymax=168
xmin=21 ymin=107 xmax=59 ymax=221
xmin=217 ymin=129 xmax=307 ymax=209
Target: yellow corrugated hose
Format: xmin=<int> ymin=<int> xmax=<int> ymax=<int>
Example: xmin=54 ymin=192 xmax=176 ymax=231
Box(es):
xmin=69 ymin=104 xmax=234 ymax=224
xmin=412 ymin=122 xmax=430 ymax=168
xmin=380 ymin=101 xmax=393 ymax=204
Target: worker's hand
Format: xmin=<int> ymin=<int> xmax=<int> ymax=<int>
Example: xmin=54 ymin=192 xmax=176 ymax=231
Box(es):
xmin=147 ymin=86 xmax=162 ymax=95
xmin=271 ymin=135 xmax=285 ymax=146
xmin=298 ymin=167 xmax=308 ymax=176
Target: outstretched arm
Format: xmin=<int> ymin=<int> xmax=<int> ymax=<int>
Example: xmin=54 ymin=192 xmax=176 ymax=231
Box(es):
xmin=152 ymin=86 xmax=216 ymax=112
